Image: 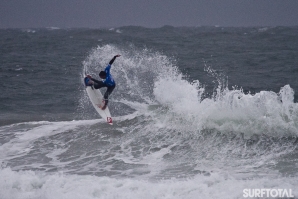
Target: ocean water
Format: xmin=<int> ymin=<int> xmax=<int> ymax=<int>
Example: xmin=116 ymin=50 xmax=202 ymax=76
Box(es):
xmin=0 ymin=26 xmax=298 ymax=199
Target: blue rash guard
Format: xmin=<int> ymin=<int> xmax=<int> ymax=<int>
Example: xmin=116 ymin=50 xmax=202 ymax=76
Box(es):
xmin=86 ymin=55 xmax=119 ymax=107
xmin=103 ymin=64 xmax=115 ymax=86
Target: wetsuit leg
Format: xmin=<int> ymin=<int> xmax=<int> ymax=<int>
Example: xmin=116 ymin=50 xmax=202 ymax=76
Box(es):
xmin=103 ymin=84 xmax=116 ymax=105
xmin=93 ymin=81 xmax=106 ymax=89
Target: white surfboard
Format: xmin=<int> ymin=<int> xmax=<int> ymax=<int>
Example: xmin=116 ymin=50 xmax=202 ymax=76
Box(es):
xmin=86 ymin=86 xmax=113 ymax=125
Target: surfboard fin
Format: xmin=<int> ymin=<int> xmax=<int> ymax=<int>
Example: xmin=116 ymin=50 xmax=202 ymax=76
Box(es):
xmin=107 ymin=117 xmax=113 ymax=125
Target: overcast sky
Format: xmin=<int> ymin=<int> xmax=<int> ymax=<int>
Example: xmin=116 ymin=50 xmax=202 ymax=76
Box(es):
xmin=1 ymin=0 xmax=298 ymax=28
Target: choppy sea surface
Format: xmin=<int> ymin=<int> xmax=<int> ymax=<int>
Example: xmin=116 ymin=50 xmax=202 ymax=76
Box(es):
xmin=0 ymin=26 xmax=298 ymax=199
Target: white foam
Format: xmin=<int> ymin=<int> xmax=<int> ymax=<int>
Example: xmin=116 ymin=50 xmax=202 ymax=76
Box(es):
xmin=0 ymin=120 xmax=101 ymax=160
xmin=116 ymin=29 xmax=122 ymax=34
xmin=46 ymin=27 xmax=60 ymax=30
xmin=0 ymin=168 xmax=297 ymax=199
xmin=153 ymin=73 xmax=298 ymax=137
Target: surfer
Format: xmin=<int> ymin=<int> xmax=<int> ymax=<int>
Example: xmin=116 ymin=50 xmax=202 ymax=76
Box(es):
xmin=85 ymin=54 xmax=121 ymax=110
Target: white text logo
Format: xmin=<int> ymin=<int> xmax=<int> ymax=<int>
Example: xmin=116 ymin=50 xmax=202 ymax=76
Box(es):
xmin=243 ymin=189 xmax=294 ymax=198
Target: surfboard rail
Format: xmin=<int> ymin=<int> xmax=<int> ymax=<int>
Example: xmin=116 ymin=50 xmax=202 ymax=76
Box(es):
xmin=85 ymin=85 xmax=113 ymax=125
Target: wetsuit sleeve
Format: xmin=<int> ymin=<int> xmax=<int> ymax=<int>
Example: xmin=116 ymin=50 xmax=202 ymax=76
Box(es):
xmin=109 ymin=56 xmax=117 ymax=65
xmin=90 ymin=78 xmax=102 ymax=84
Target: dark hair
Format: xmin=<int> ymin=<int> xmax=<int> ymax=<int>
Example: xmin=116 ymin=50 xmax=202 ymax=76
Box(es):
xmin=99 ymin=71 xmax=106 ymax=77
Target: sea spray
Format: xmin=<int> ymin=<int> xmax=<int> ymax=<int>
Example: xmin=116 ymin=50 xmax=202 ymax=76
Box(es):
xmin=82 ymin=45 xmax=298 ymax=137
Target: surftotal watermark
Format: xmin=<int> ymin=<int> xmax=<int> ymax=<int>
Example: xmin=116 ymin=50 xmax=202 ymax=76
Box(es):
xmin=243 ymin=189 xmax=294 ymax=198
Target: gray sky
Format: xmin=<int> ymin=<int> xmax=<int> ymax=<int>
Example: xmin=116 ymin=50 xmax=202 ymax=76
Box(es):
xmin=1 ymin=0 xmax=298 ymax=28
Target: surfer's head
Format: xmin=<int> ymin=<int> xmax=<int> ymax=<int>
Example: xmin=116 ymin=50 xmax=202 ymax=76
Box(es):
xmin=99 ymin=71 xmax=106 ymax=79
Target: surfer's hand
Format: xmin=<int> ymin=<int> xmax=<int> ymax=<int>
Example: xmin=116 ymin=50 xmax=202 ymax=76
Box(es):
xmin=115 ymin=55 xmax=121 ymax=57
xmin=86 ymin=75 xmax=92 ymax=78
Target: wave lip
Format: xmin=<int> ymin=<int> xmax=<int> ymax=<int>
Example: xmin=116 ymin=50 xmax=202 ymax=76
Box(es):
xmin=154 ymin=76 xmax=298 ymax=137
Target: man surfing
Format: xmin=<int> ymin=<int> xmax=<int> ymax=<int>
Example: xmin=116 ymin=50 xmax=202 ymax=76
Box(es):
xmin=84 ymin=54 xmax=121 ymax=110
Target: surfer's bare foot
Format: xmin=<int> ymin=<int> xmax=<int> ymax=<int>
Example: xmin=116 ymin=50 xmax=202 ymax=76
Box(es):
xmin=101 ymin=105 xmax=107 ymax=110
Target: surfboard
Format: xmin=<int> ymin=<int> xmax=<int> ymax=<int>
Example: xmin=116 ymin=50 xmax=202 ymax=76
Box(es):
xmin=85 ymin=77 xmax=113 ymax=125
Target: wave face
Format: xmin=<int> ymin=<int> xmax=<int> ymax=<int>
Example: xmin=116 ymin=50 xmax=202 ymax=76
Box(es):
xmin=1 ymin=27 xmax=298 ymax=198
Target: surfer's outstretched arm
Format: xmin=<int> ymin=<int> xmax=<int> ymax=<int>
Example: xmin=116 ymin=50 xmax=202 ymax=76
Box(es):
xmin=109 ymin=55 xmax=121 ymax=65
